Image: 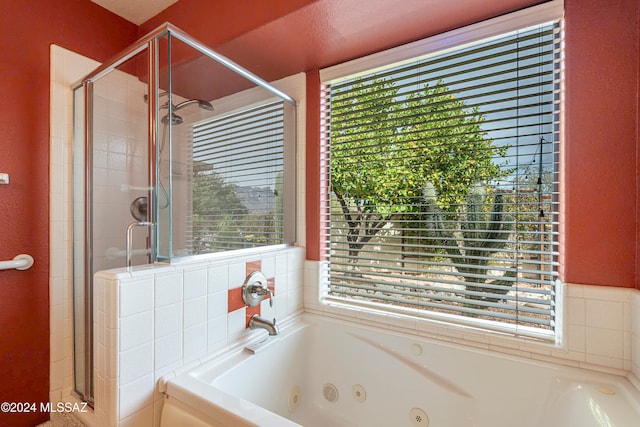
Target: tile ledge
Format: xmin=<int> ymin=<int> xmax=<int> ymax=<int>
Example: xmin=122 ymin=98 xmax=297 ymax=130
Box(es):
xmin=564 ymin=282 xmax=634 ymax=301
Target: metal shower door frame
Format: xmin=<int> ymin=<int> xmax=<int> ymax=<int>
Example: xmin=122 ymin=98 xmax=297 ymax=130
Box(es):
xmin=72 ymin=22 xmax=295 ymax=404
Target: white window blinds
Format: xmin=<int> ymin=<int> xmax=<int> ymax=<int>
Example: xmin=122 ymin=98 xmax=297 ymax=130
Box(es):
xmin=191 ymin=101 xmax=286 ymax=253
xmin=321 ymin=19 xmax=562 ymax=338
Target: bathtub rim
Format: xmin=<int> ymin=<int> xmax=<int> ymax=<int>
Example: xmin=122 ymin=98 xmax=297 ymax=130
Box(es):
xmin=160 ymin=312 xmax=640 ymax=427
xmin=162 ymin=375 xmax=303 ymax=427
xmin=160 ymin=315 xmax=310 ymax=427
xmin=158 ymin=312 xmax=307 ymax=393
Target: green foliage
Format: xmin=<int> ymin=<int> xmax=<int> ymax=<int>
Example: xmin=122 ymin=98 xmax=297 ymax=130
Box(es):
xmin=424 ymin=181 xmax=514 ymax=303
xmin=192 ymin=169 xmax=248 ymax=252
xmin=192 ymin=169 xmax=248 ymax=217
xmin=329 ymin=78 xmax=507 ymax=260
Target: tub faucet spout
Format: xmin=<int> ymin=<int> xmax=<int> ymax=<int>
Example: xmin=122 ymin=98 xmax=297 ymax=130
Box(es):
xmin=249 ymin=314 xmax=279 ymax=336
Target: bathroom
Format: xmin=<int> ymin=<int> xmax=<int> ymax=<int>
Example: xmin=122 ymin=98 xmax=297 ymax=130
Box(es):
xmin=0 ymin=0 xmax=639 ymax=426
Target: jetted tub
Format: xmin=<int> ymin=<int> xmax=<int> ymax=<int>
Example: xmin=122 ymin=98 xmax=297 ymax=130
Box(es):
xmin=160 ymin=314 xmax=640 ymax=427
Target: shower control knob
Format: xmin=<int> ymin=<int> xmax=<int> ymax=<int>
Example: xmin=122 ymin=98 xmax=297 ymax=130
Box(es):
xmin=242 ymin=271 xmax=270 ymax=307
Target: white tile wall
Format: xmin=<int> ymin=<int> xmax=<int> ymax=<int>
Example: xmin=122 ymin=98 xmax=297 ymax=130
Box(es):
xmin=91 ymin=66 xmax=149 ymax=271
xmin=94 ymin=246 xmax=305 ymax=427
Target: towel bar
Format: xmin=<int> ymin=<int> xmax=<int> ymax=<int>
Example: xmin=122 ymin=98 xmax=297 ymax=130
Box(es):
xmin=0 ymin=254 xmax=34 ymax=271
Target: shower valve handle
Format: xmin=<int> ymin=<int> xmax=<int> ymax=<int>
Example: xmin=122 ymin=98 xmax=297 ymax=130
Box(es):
xmin=267 ymin=288 xmax=274 ymax=307
xmin=242 ymin=271 xmax=273 ymax=308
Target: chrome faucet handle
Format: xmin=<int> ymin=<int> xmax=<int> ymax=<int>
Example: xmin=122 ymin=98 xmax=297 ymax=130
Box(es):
xmin=268 ymin=287 xmax=274 ymax=307
xmin=248 ymin=284 xmax=266 ymax=294
xmin=242 ymin=271 xmax=270 ymax=307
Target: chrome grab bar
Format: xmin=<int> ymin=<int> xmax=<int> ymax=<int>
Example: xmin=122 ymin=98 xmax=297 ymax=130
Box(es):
xmin=126 ymin=222 xmax=152 ymax=268
xmin=0 ymin=254 xmax=34 ymax=271
xmin=106 ymin=247 xmax=151 ymax=260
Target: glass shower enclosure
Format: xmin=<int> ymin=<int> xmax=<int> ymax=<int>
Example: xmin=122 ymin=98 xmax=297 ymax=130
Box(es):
xmin=71 ymin=24 xmax=296 ymax=403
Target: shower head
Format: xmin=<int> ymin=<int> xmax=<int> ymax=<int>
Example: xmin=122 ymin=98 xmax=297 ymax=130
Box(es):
xmin=161 ymin=112 xmax=184 ymax=125
xmin=145 ymin=94 xmax=213 ymax=125
xmin=199 ymin=100 xmax=214 ymax=111
xmin=200 ymin=100 xmax=214 ymax=111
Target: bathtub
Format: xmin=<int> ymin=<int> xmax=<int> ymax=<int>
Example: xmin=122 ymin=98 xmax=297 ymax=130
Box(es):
xmin=160 ymin=314 xmax=640 ymax=427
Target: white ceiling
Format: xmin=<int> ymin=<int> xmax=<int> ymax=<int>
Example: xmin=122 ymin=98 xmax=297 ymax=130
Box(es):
xmin=90 ymin=0 xmax=179 ymax=24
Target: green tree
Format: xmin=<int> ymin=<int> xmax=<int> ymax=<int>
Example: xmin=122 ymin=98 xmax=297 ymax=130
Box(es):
xmin=192 ymin=168 xmax=248 ymax=252
xmin=330 ymin=79 xmax=505 ymax=262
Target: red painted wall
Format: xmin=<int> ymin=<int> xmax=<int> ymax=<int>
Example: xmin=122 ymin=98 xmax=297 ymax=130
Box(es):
xmin=563 ymin=0 xmax=639 ymax=287
xmin=139 ymin=0 xmax=318 ymax=46
xmin=0 ymin=1 xmax=137 ymax=425
xmin=305 ymin=71 xmax=322 ymax=260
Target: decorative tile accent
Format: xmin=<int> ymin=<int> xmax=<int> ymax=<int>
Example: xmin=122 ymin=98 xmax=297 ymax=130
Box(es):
xmin=227 ymin=261 xmax=276 ymax=323
xmin=227 ymin=287 xmax=245 ymax=313
xmin=246 ymin=260 xmax=262 ymax=275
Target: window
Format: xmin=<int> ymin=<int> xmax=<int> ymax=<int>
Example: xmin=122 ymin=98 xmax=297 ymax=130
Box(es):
xmin=190 ymin=100 xmax=294 ymax=253
xmin=320 ymin=4 xmax=563 ymax=339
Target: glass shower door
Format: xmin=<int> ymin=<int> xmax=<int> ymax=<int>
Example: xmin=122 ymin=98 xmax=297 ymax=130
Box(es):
xmin=72 ymin=48 xmax=150 ymax=403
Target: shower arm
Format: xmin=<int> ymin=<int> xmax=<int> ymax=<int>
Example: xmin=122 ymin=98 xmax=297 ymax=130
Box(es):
xmin=144 ymin=93 xmax=213 ymax=113
xmin=174 ymin=99 xmax=199 ymax=111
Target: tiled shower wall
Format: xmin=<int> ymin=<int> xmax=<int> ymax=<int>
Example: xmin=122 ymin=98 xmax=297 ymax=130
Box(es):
xmin=90 ymin=68 xmax=149 ymax=270
xmin=94 ymin=246 xmax=305 ymax=427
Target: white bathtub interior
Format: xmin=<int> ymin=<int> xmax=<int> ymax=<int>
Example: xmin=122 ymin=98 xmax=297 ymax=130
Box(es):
xmin=161 ymin=313 xmax=640 ymax=427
